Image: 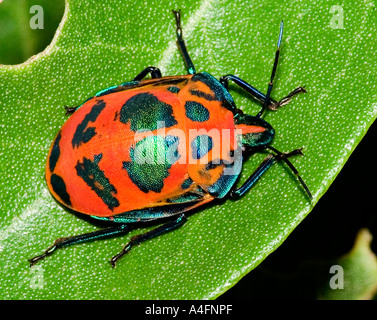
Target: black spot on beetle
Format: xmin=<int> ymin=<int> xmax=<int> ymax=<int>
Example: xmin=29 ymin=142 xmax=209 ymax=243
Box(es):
xmin=185 ymin=101 xmax=210 ymax=122
xmin=71 ymin=100 xmax=106 ymax=148
xmin=49 ymin=131 xmax=61 ymax=172
xmin=50 ymin=174 xmax=71 ymax=206
xmin=75 ymin=153 xmax=120 ymax=211
xmin=181 ymin=178 xmax=193 ymax=190
xmin=113 ymin=110 xmax=120 ymax=121
xmin=205 ymin=161 xmax=221 ymax=170
xmin=167 ymin=86 xmax=181 ymax=93
xmin=191 ymin=135 xmax=213 ymax=159
xmin=191 ymin=72 xmax=237 ymax=112
xmin=190 ymin=89 xmax=218 ymax=101
xmin=120 ymin=93 xmax=178 ymax=132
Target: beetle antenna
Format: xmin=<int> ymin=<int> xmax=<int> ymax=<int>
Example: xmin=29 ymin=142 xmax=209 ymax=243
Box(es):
xmin=266 ymin=145 xmax=312 ymax=199
xmin=257 ymin=20 xmax=284 ymax=118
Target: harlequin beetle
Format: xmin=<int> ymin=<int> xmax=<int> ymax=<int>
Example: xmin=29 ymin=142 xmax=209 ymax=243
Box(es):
xmin=30 ymin=10 xmax=311 ymax=267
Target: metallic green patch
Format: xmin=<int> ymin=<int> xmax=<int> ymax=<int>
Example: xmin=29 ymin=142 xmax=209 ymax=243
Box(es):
xmin=166 ymin=192 xmax=202 ymax=203
xmin=181 ymin=178 xmax=193 ymax=190
xmin=185 ymin=101 xmax=210 ymax=122
xmin=120 ymin=93 xmax=178 ymax=132
xmin=191 ymin=135 xmax=213 ymax=160
xmin=191 ymin=72 xmax=236 ymax=111
xmin=123 ymin=135 xmax=180 ymax=193
xmin=75 ymin=153 xmax=120 ymax=211
xmin=167 ymin=86 xmax=180 ymax=93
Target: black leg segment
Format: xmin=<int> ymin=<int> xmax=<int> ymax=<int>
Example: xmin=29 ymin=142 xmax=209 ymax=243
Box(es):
xmin=256 ymin=21 xmax=284 ymax=118
xmin=64 ymin=106 xmax=78 ymax=115
xmin=133 ymin=66 xmax=162 ymax=81
xmin=220 ymin=21 xmax=306 ymax=117
xmin=220 ymin=75 xmax=306 ymax=114
xmin=230 ymin=148 xmax=312 ymax=200
xmin=29 ymin=224 xmax=130 ymax=266
xmin=172 ymin=10 xmax=196 ymax=75
xmin=110 ymin=214 xmax=187 ymax=267
xmin=220 ymin=75 xmax=279 ymax=107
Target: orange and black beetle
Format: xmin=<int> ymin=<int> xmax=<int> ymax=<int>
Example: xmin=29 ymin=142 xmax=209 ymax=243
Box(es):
xmin=30 ymin=11 xmax=310 ymax=267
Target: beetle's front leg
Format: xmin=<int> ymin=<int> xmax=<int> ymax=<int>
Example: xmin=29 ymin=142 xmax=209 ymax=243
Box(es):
xmin=229 ymin=154 xmax=277 ymax=199
xmin=133 ymin=66 xmax=162 ymax=81
xmin=229 ymin=148 xmax=310 ymax=199
xmin=219 ymin=75 xmax=306 ymax=113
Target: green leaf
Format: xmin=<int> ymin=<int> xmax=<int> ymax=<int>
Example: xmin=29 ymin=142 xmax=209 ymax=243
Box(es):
xmin=0 ymin=0 xmax=65 ymax=65
xmin=319 ymin=229 xmax=377 ymax=300
xmin=0 ymin=0 xmax=376 ymax=299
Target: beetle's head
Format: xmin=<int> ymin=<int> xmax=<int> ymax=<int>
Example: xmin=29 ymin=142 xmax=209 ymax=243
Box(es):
xmin=234 ymin=112 xmax=275 ymax=150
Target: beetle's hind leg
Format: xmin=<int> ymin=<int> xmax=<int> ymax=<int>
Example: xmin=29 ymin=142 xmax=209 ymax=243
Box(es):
xmin=29 ymin=214 xmax=188 ymax=267
xmin=29 ymin=224 xmax=130 ymax=266
xmin=110 ymin=214 xmax=187 ymax=267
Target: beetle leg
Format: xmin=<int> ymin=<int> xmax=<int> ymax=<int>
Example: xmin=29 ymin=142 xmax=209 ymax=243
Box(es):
xmin=29 ymin=224 xmax=130 ymax=266
xmin=220 ymin=75 xmax=306 ymax=114
xmin=64 ymin=106 xmax=78 ymax=115
xmin=256 ymin=20 xmax=285 ymax=118
xmin=110 ymin=214 xmax=187 ymax=267
xmin=229 ymin=154 xmax=276 ymax=199
xmin=229 ymin=148 xmax=311 ymax=199
xmin=133 ymin=66 xmax=162 ymax=81
xmin=267 ymin=146 xmax=312 ymax=199
xmin=220 ymin=74 xmax=279 ymax=107
xmin=172 ymin=10 xmax=196 ymax=75
xmin=220 ymin=20 xmax=306 ymax=117
xmin=270 ymin=86 xmax=307 ymax=110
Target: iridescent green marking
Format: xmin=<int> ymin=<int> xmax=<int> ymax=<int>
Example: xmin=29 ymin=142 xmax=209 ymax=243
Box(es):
xmin=75 ymin=153 xmax=120 ymax=211
xmin=123 ymin=135 xmax=180 ymax=193
xmin=120 ymin=93 xmax=177 ymax=132
xmin=191 ymin=72 xmax=236 ymax=111
xmin=181 ymin=178 xmax=193 ymax=190
xmin=95 ymin=85 xmax=118 ymax=97
xmin=95 ymin=80 xmax=139 ymax=97
xmin=166 ymin=192 xmax=202 ymax=203
xmin=191 ymin=135 xmax=213 ymax=160
xmin=185 ymin=101 xmax=210 ymax=122
xmin=167 ymin=86 xmax=180 ymax=93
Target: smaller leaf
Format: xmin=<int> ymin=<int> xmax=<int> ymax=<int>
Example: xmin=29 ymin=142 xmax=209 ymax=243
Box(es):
xmin=319 ymin=229 xmax=377 ymax=300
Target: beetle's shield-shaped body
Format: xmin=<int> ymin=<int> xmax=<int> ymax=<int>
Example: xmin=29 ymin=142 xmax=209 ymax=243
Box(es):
xmin=46 ymin=73 xmax=241 ymax=220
